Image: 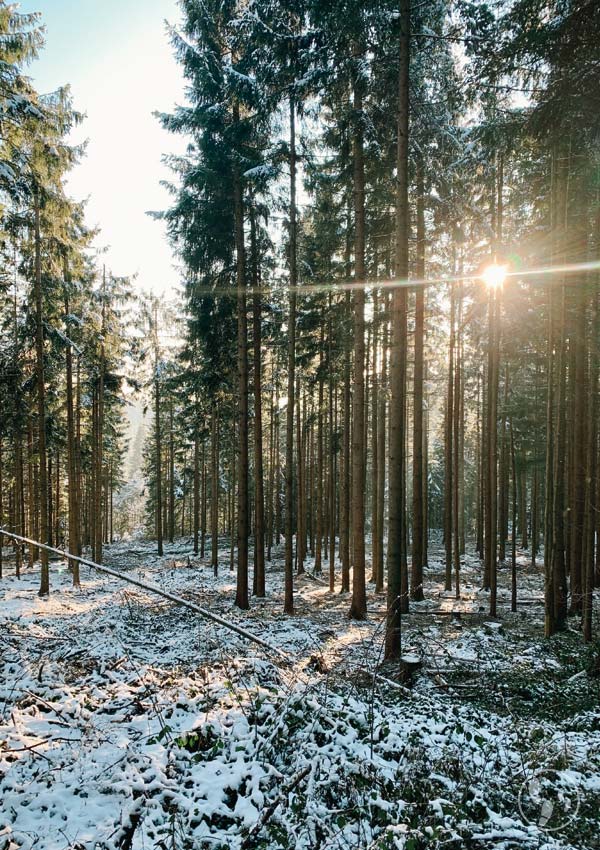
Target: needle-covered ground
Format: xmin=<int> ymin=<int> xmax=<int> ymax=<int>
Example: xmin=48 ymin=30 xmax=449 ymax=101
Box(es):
xmin=1 ymin=539 xmax=599 ymax=850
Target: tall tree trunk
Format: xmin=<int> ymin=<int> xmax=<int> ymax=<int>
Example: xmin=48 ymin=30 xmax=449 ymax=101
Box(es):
xmin=371 ymin=289 xmax=379 ymax=584
xmin=583 ymin=285 xmax=597 ymax=642
xmin=328 ymin=300 xmax=336 ymax=590
xmin=569 ymin=274 xmax=586 ymax=614
xmin=296 ymin=382 xmax=305 ymax=573
xmin=193 ymin=424 xmax=200 ymax=556
xmin=201 ymin=439 xmax=207 ymax=558
xmin=315 ymin=330 xmax=325 ymax=575
xmin=95 ymin=270 xmax=106 ymax=564
xmin=552 ymin=284 xmax=568 ymax=630
xmin=386 ymin=0 xmax=410 ymax=657
xmin=444 ymin=281 xmax=455 ymax=591
xmin=453 ymin=275 xmax=463 ymax=598
xmin=376 ymin=304 xmax=388 ymax=593
xmin=284 ymin=96 xmax=297 ymax=614
xmin=341 ymin=288 xmax=351 ymax=594
xmin=411 ymin=158 xmax=425 ymax=601
xmin=251 ymin=208 xmax=265 ymax=597
xmin=510 ymin=420 xmax=518 ymax=612
xmin=349 ymin=49 xmax=367 ymax=621
xmin=233 ymin=140 xmax=249 ymax=610
xmin=168 ymin=401 xmax=175 ymax=544
xmin=64 ymin=286 xmax=80 ymax=583
xmin=488 ymin=287 xmax=500 ymax=617
xmin=34 ymin=200 xmax=50 ymax=596
xmin=64 ymin=288 xmax=83 ymax=576
xmin=153 ymin=301 xmax=163 ymax=558
xmin=211 ymin=406 xmax=219 ymax=576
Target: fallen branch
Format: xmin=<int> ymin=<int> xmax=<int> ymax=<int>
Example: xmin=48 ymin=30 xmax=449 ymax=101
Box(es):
xmin=0 ymin=529 xmax=289 ymax=661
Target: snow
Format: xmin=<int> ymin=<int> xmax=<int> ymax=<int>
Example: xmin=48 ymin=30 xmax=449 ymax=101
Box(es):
xmin=0 ymin=539 xmax=599 ymax=849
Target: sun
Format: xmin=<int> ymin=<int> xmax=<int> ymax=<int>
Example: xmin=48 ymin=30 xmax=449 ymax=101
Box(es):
xmin=482 ymin=264 xmax=507 ymax=289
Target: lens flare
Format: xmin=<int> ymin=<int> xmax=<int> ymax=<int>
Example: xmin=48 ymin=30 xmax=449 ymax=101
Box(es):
xmin=482 ymin=264 xmax=507 ymax=289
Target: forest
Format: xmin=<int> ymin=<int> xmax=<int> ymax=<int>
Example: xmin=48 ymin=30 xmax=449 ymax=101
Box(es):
xmin=1 ymin=1 xmax=600 ymax=848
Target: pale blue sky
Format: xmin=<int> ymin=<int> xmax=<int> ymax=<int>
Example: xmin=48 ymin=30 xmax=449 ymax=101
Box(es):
xmin=18 ymin=0 xmax=186 ymax=294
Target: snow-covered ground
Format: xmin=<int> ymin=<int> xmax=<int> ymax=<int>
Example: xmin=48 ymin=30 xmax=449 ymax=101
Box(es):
xmin=1 ymin=540 xmax=599 ymax=849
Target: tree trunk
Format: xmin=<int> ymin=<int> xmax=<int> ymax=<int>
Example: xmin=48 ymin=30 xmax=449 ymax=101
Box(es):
xmin=284 ymin=96 xmax=297 ymax=614
xmin=168 ymin=401 xmax=175 ymax=544
xmin=251 ymin=208 xmax=265 ymax=597
xmin=154 ymin=303 xmax=163 ymax=557
xmin=193 ymin=424 xmax=200 ymax=555
xmin=444 ymin=281 xmax=455 ymax=591
xmin=211 ymin=406 xmax=219 ymax=576
xmin=411 ymin=158 xmax=425 ymax=601
xmin=349 ymin=51 xmax=367 ymax=622
xmin=34 ymin=200 xmax=50 ymax=596
xmin=233 ymin=140 xmax=249 ymax=610
xmin=386 ymin=0 xmax=410 ymax=657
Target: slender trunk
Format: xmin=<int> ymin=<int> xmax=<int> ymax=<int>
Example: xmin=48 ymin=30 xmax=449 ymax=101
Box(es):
xmin=64 ymin=288 xmax=80 ymax=585
xmin=488 ymin=289 xmax=500 ymax=617
xmin=315 ymin=330 xmax=325 ymax=574
xmin=201 ymin=439 xmax=207 ymax=558
xmin=154 ymin=331 xmax=163 ymax=557
xmin=376 ymin=305 xmax=388 ymax=593
xmin=95 ymin=270 xmax=106 ymax=564
xmin=34 ymin=200 xmax=49 ymax=596
xmin=371 ymin=290 xmax=379 ymax=584
xmin=510 ymin=420 xmax=517 ymax=612
xmin=251 ymin=209 xmax=265 ymax=597
xmin=234 ymin=139 xmax=249 ymax=609
xmin=341 ymin=291 xmax=351 ymax=593
xmin=296 ymin=382 xmax=305 ymax=573
xmin=328 ymin=300 xmax=336 ymax=590
xmin=569 ymin=275 xmax=586 ymax=613
xmin=411 ymin=159 xmax=425 ymax=601
xmin=453 ymin=278 xmax=462 ymax=598
xmin=349 ymin=51 xmax=367 ymax=621
xmin=168 ymin=402 xmax=175 ymax=543
xmin=583 ymin=286 xmax=597 ymax=641
xmin=284 ymin=96 xmax=297 ymax=614
xmin=211 ymin=406 xmax=219 ymax=575
xmin=552 ymin=285 xmax=568 ymax=630
xmin=444 ymin=281 xmax=455 ymax=591
xmin=193 ymin=425 xmax=200 ymax=555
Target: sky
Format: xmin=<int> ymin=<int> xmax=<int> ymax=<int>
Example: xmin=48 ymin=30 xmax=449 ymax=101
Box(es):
xmin=18 ymin=0 xmax=187 ymax=295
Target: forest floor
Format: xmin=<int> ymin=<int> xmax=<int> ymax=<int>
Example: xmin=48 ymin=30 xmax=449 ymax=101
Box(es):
xmin=1 ymin=538 xmax=599 ymax=850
